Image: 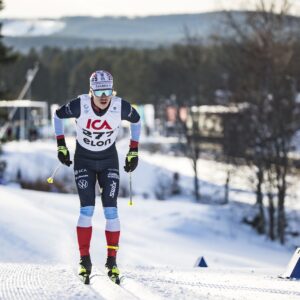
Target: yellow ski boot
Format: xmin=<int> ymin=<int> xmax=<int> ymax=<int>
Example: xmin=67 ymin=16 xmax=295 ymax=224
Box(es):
xmin=105 ymin=256 xmax=120 ymax=285
xmin=78 ymin=255 xmax=92 ymax=284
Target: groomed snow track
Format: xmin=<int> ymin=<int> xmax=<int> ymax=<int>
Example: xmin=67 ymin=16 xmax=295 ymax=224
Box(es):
xmin=0 ymin=263 xmax=100 ymax=299
xmin=1 ymin=263 xmax=300 ymax=300
xmin=0 ymin=263 xmax=160 ymax=300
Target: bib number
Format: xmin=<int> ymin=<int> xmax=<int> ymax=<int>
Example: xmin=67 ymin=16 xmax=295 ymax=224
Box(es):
xmin=82 ymin=129 xmax=114 ymax=147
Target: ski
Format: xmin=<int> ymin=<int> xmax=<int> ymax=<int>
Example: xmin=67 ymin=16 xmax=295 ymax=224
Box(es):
xmin=107 ymin=271 xmax=121 ymax=285
xmin=79 ymin=273 xmax=90 ymax=284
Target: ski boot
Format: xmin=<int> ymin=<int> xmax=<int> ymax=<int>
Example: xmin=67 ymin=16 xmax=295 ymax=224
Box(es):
xmin=78 ymin=255 xmax=92 ymax=284
xmin=105 ymin=256 xmax=120 ymax=285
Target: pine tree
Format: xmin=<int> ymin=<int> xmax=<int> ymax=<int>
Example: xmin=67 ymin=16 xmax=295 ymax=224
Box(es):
xmin=0 ymin=0 xmax=15 ymax=64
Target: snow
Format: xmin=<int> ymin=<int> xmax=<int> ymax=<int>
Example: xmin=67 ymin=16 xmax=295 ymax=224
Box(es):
xmin=1 ymin=137 xmax=252 ymax=201
xmin=0 ymin=263 xmax=100 ymax=299
xmin=2 ymin=19 xmax=65 ymax=37
xmin=0 ymin=138 xmax=299 ymax=299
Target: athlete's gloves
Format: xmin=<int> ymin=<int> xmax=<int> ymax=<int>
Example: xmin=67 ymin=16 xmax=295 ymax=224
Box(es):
xmin=124 ymin=148 xmax=138 ymax=172
xmin=57 ymin=137 xmax=72 ymax=167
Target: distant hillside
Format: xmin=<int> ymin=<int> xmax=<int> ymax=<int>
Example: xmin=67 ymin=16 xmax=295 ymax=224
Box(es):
xmin=55 ymin=13 xmax=226 ymax=41
xmin=1 ymin=11 xmax=299 ymax=52
xmin=0 ymin=11 xmax=230 ymax=52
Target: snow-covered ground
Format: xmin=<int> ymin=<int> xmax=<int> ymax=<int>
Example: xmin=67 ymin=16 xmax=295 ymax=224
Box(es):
xmin=0 ymin=138 xmax=299 ymax=299
xmin=2 ymin=19 xmax=65 ymax=37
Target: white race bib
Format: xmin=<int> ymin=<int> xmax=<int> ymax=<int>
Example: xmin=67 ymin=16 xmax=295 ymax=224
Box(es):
xmin=76 ymin=94 xmax=121 ymax=151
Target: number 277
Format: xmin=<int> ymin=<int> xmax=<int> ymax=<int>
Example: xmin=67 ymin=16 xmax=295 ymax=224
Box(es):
xmin=83 ymin=130 xmax=114 ymax=139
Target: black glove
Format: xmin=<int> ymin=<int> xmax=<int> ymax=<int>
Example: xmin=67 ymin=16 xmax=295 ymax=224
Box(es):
xmin=57 ymin=138 xmax=72 ymax=167
xmin=124 ymin=148 xmax=138 ymax=172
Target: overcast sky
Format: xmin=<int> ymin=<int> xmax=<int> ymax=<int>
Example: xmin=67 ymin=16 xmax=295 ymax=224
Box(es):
xmin=1 ymin=0 xmax=300 ymax=18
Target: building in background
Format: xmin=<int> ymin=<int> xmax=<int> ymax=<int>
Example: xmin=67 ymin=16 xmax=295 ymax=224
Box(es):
xmin=0 ymin=100 xmax=48 ymax=141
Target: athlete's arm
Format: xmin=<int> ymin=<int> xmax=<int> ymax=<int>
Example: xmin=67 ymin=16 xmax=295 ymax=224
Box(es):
xmin=53 ymin=97 xmax=81 ymax=137
xmin=121 ymin=99 xmax=141 ymax=148
xmin=53 ymin=98 xmax=80 ymax=167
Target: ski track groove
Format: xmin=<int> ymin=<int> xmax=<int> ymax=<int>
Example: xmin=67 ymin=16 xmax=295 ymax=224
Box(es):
xmin=120 ymin=276 xmax=163 ymax=300
xmin=126 ymin=273 xmax=300 ymax=299
xmin=72 ymin=267 xmax=105 ymax=300
xmin=90 ymin=267 xmax=145 ymax=300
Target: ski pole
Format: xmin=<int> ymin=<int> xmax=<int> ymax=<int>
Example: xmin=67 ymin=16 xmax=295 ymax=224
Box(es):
xmin=128 ymin=171 xmax=133 ymax=206
xmin=47 ymin=164 xmax=62 ymax=184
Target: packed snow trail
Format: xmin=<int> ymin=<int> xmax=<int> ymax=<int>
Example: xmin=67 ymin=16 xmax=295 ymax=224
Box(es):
xmin=0 ymin=185 xmax=291 ymax=269
xmin=1 ymin=263 xmax=300 ymax=300
xmin=0 ymin=263 xmax=100 ymax=299
xmin=0 ymin=184 xmax=298 ymax=299
xmin=121 ymin=267 xmax=300 ymax=300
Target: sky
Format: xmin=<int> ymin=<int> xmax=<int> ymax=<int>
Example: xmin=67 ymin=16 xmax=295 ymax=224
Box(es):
xmin=1 ymin=0 xmax=300 ymax=19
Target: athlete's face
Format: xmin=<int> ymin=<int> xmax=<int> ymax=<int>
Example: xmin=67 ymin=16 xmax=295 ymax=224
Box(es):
xmin=92 ymin=90 xmax=112 ymax=110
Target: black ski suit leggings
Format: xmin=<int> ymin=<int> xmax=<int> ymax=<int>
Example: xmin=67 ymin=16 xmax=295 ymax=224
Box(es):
xmin=73 ymin=151 xmax=119 ymax=208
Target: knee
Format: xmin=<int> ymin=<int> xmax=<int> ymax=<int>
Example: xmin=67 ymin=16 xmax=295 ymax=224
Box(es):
xmin=80 ymin=206 xmax=94 ymax=217
xmin=78 ymin=206 xmax=94 ymax=227
xmin=104 ymin=207 xmax=120 ymax=232
xmin=103 ymin=207 xmax=118 ymax=219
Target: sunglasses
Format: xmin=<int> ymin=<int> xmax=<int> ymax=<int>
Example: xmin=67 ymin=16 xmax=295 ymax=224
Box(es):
xmin=93 ymin=89 xmax=113 ymax=97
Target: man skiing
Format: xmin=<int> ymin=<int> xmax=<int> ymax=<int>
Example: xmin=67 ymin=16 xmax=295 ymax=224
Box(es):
xmin=53 ymin=70 xmax=141 ymax=284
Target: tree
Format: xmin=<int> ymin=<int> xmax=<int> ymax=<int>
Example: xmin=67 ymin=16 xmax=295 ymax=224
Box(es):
xmin=223 ymin=0 xmax=299 ymax=243
xmin=0 ymin=0 xmax=15 ymax=64
xmin=0 ymin=0 xmax=17 ymax=97
xmin=171 ymin=39 xmax=207 ymax=202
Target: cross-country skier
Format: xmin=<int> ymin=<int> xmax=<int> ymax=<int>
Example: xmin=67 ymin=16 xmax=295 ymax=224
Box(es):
xmin=53 ymin=70 xmax=141 ymax=284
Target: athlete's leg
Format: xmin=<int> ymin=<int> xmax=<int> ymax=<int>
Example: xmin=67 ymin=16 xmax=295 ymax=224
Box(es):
xmin=98 ymin=168 xmax=120 ymax=258
xmin=74 ymin=161 xmax=97 ymax=257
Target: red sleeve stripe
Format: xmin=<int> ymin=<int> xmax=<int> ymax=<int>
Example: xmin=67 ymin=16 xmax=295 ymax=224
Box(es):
xmin=56 ymin=135 xmax=65 ymax=140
